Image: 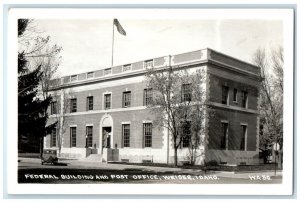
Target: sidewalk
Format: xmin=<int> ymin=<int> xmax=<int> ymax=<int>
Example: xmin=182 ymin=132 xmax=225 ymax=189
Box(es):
xmin=19 ymin=157 xmax=282 ymax=179
xmin=64 ymin=158 xmax=200 ymax=174
xmin=19 ymin=157 xmax=206 ymax=174
xmin=213 ymin=171 xmax=282 ymax=179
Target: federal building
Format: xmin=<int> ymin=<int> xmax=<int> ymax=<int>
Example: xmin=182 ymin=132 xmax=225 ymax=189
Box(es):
xmin=45 ymin=48 xmax=260 ymax=165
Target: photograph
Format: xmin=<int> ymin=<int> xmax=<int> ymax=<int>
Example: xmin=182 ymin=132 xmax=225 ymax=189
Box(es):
xmin=6 ymin=7 xmax=294 ymax=195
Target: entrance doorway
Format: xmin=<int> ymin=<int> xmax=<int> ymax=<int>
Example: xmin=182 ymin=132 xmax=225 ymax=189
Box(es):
xmin=99 ymin=113 xmax=114 ymax=155
xmin=102 ymin=127 xmax=112 ymax=149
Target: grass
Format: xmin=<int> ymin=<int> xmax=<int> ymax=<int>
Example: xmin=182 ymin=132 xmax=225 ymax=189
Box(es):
xmin=109 ymin=161 xmax=282 ymax=172
xmin=18 ymin=153 xmax=40 ymax=159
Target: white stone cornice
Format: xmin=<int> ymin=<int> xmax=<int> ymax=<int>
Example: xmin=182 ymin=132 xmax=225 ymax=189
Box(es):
xmin=209 ymin=102 xmax=259 ymax=114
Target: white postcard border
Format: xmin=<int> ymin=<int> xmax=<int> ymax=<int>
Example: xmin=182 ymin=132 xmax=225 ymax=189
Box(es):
xmin=6 ymin=8 xmax=294 ymax=195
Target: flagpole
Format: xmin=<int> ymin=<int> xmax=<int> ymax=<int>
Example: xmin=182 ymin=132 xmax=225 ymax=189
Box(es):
xmin=111 ymin=20 xmax=115 ymax=67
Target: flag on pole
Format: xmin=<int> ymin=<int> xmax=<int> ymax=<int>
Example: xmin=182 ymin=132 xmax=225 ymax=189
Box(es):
xmin=113 ymin=19 xmax=126 ymax=36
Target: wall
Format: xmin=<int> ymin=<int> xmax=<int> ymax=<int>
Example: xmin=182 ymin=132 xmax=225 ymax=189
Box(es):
xmin=205 ymin=64 xmax=260 ymax=165
xmin=205 ymin=150 xmax=259 ymax=165
xmin=64 ymin=81 xmax=148 ymax=112
xmin=208 ymin=107 xmax=258 ymax=151
xmin=209 ymin=49 xmax=260 ymax=75
xmin=45 ymin=109 xmax=165 ymax=154
xmin=44 ymin=49 xmax=261 ymax=166
xmin=208 ymin=73 xmax=259 ymax=110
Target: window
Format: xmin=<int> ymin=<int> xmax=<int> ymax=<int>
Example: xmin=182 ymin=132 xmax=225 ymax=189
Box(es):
xmin=70 ymin=127 xmax=76 ymax=147
xmin=123 ymin=64 xmax=132 ymax=72
xmin=259 ymin=124 xmax=264 ymax=137
xmin=70 ymin=98 xmax=77 ymax=113
xmin=51 ymin=101 xmax=57 ymax=115
xmin=182 ymin=83 xmax=192 ymax=102
xmin=182 ymin=121 xmax=191 ymax=148
xmin=122 ymin=124 xmax=130 ymax=147
xmin=86 ymin=96 xmax=93 ymax=111
xmin=241 ymin=90 xmax=248 ymax=108
xmin=221 ymin=122 xmax=228 ymax=150
xmin=104 ymin=94 xmax=111 ymax=109
xmin=104 ymin=68 xmax=112 ymax=75
xmin=71 ymin=75 xmax=78 ymax=82
xmin=143 ymin=123 xmax=152 ymax=147
xmin=240 ymin=125 xmax=247 ymax=151
xmin=87 ymin=72 xmax=94 ymax=79
xmin=123 ymin=91 xmax=131 ymax=107
xmin=222 ymin=86 xmax=229 ymax=105
xmin=233 ymin=88 xmax=238 ymax=103
xmin=143 ymin=88 xmax=153 ymax=106
xmin=86 ymin=126 xmax=93 ymax=148
xmin=50 ymin=126 xmax=57 ymax=147
xmin=144 ymin=60 xmax=153 ymax=68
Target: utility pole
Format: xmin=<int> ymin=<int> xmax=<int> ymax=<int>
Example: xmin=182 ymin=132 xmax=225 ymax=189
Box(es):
xmin=111 ymin=19 xmax=115 ymax=67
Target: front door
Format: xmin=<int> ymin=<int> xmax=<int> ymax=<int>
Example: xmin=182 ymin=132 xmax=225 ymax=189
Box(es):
xmin=102 ymin=127 xmax=112 ymax=149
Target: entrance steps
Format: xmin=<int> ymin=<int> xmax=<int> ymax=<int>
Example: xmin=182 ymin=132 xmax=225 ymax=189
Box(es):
xmin=81 ymin=154 xmax=102 ymax=162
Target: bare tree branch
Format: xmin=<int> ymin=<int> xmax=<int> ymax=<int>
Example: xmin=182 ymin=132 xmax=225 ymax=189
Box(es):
xmin=252 ymin=47 xmax=283 ymax=152
xmin=145 ymin=66 xmax=211 ymax=166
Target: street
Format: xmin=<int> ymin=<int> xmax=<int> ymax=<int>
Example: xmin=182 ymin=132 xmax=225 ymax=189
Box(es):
xmin=18 ymin=158 xmax=282 ymax=184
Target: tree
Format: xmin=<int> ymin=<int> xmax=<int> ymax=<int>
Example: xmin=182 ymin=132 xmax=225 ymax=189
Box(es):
xmin=252 ymin=47 xmax=283 ymax=162
xmin=145 ymin=66 xmax=210 ymax=166
xmin=18 ymin=19 xmax=62 ymax=155
xmin=51 ymin=86 xmax=72 ymax=156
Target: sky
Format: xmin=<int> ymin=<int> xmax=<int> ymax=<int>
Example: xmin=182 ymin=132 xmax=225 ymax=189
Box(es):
xmin=35 ymin=19 xmax=283 ymax=77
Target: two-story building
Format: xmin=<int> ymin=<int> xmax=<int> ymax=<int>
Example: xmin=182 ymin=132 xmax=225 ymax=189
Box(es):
xmin=45 ymin=48 xmax=260 ymax=165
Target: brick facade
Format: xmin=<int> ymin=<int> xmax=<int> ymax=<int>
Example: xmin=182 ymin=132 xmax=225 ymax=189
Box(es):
xmin=45 ymin=48 xmax=260 ymax=165
xmin=205 ymin=61 xmax=260 ymax=164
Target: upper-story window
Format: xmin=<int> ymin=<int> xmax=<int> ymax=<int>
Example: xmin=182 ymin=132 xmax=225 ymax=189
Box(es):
xmin=70 ymin=98 xmax=77 ymax=113
xmin=71 ymin=75 xmax=78 ymax=82
xmin=241 ymin=90 xmax=248 ymax=108
xmin=50 ymin=101 xmax=57 ymax=115
xmin=104 ymin=94 xmax=111 ymax=110
xmin=87 ymin=72 xmax=94 ymax=79
xmin=182 ymin=83 xmax=192 ymax=102
xmin=123 ymin=91 xmax=131 ymax=108
xmin=123 ymin=64 xmax=132 ymax=72
xmin=222 ymin=86 xmax=229 ymax=105
xmin=86 ymin=96 xmax=93 ymax=111
xmin=144 ymin=88 xmax=153 ymax=106
xmin=144 ymin=59 xmax=153 ymax=68
xmin=233 ymin=88 xmax=238 ymax=103
xmin=104 ymin=68 xmax=112 ymax=76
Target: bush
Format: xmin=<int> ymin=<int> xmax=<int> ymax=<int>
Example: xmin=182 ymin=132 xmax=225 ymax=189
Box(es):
xmin=205 ymin=160 xmax=218 ymax=166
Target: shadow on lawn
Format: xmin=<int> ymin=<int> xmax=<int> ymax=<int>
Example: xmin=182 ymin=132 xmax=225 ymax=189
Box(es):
xmin=54 ymin=163 xmax=68 ymax=166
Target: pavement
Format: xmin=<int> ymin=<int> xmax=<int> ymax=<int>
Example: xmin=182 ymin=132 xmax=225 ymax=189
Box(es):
xmin=18 ymin=157 xmax=282 ymax=179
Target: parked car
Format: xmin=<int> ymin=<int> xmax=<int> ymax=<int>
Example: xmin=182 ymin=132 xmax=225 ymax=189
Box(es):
xmin=41 ymin=149 xmax=58 ymax=165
